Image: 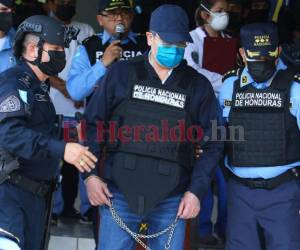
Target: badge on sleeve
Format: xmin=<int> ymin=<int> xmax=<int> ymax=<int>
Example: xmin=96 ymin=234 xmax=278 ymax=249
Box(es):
xmin=0 ymin=95 xmax=21 ymax=113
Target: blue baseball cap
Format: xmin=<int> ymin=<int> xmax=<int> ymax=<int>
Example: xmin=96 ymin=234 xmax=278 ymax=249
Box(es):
xmin=240 ymin=23 xmax=279 ymax=60
xmin=149 ymin=4 xmax=192 ymax=44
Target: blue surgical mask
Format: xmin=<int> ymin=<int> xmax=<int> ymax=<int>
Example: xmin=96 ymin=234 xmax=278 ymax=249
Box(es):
xmin=155 ymin=44 xmax=185 ymax=68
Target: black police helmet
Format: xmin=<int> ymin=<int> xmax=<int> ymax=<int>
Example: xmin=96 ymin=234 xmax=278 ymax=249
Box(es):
xmin=13 ymin=15 xmax=79 ymax=59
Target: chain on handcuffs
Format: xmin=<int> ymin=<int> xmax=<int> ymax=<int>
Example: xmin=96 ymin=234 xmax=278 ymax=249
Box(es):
xmin=109 ymin=201 xmax=178 ymax=250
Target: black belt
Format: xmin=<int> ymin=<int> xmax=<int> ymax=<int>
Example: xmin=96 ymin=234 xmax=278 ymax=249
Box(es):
xmin=7 ymin=172 xmax=54 ymax=197
xmin=230 ymin=168 xmax=300 ymax=190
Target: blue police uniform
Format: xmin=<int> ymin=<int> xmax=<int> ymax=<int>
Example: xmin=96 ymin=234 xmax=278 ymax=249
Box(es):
xmin=0 ymin=29 xmax=16 ymax=73
xmin=219 ymin=23 xmax=300 ymax=250
xmin=0 ymin=61 xmax=65 ymax=249
xmin=67 ymin=30 xmax=145 ymax=101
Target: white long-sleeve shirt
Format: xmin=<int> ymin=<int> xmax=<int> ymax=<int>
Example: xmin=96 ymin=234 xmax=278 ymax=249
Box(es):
xmin=184 ymin=27 xmax=227 ymax=96
xmin=49 ymin=21 xmax=95 ymax=117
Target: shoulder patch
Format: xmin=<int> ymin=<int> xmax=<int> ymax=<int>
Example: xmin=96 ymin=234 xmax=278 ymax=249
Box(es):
xmin=0 ymin=95 xmax=21 ymax=113
xmin=294 ymin=74 xmax=300 ymax=83
xmin=222 ymin=69 xmax=239 ymax=82
xmin=18 ymin=90 xmax=28 ymax=104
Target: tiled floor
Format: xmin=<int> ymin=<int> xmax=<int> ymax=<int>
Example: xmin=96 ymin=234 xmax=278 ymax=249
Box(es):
xmin=50 ymin=218 xmax=93 ymax=238
xmin=48 ymin=236 xmax=223 ymax=250
xmin=48 ymin=236 xmax=95 ymax=250
xmin=49 ymin=218 xmax=95 ymax=250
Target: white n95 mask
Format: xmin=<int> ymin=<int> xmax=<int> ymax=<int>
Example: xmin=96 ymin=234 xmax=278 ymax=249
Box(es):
xmin=201 ymin=4 xmax=229 ymax=31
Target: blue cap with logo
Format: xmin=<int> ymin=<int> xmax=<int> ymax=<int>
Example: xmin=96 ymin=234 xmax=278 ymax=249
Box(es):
xmin=240 ymin=22 xmax=279 ymax=60
xmin=149 ymin=4 xmax=193 ymax=44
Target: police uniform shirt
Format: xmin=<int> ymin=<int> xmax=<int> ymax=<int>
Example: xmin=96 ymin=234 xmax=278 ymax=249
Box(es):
xmin=0 ymin=29 xmax=16 ymax=73
xmin=219 ymin=64 xmax=300 ymax=179
xmin=67 ymin=30 xmax=146 ymax=101
xmin=0 ymin=62 xmax=65 ymax=180
xmin=82 ymin=53 xmax=224 ymax=200
xmin=0 ymin=36 xmax=6 ymax=50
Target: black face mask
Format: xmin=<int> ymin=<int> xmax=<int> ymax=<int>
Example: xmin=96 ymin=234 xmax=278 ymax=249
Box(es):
xmin=0 ymin=12 xmax=13 ymax=33
xmin=54 ymin=4 xmax=76 ymax=22
xmin=37 ymin=50 xmax=66 ymax=76
xmin=247 ymin=60 xmax=277 ymax=83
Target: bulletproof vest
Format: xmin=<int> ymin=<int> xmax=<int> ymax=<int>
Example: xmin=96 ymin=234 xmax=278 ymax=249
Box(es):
xmin=107 ymin=56 xmax=196 ymax=215
xmin=227 ymin=69 xmax=300 ymax=167
xmin=82 ymin=34 xmax=148 ymax=66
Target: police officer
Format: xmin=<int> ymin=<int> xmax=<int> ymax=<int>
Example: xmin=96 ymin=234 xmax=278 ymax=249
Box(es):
xmin=225 ymin=0 xmax=247 ymax=38
xmin=281 ymin=37 xmax=300 ymax=74
xmin=47 ymin=0 xmax=95 ymax=221
xmin=12 ymin=0 xmax=47 ymax=30
xmin=83 ymin=4 xmax=223 ymax=250
xmin=219 ymin=23 xmax=300 ymax=250
xmin=66 ymin=0 xmax=148 ymax=101
xmin=0 ymin=15 xmax=97 ymax=250
xmin=0 ymin=0 xmax=16 ymax=73
xmin=68 ymin=0 xmax=148 ymax=227
xmin=244 ymin=0 xmax=270 ymax=23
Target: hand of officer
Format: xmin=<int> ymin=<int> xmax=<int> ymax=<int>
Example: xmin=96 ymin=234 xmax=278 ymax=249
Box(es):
xmin=101 ymin=40 xmax=123 ymax=67
xmin=64 ymin=143 xmax=98 ymax=173
xmin=86 ymin=176 xmax=113 ymax=206
xmin=177 ymin=191 xmax=201 ymax=219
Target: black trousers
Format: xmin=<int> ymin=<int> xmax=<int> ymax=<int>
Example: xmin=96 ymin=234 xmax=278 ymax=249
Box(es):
xmin=61 ymin=160 xmax=79 ymax=212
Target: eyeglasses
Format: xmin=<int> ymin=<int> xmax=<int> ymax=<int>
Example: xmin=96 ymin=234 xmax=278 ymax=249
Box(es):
xmin=161 ymin=41 xmax=187 ymax=48
xmin=100 ymin=10 xmax=132 ymax=20
xmin=152 ymin=32 xmax=187 ymax=48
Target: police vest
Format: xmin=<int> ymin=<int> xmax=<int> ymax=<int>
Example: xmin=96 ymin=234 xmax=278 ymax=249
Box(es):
xmin=82 ymin=34 xmax=148 ymax=66
xmin=227 ymin=69 xmax=300 ymax=167
xmin=107 ymin=56 xmax=196 ymax=215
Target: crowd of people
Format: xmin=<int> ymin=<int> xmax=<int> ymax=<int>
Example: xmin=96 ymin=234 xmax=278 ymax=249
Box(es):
xmin=0 ymin=0 xmax=299 ymax=250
